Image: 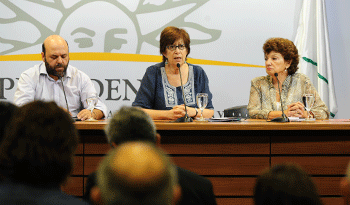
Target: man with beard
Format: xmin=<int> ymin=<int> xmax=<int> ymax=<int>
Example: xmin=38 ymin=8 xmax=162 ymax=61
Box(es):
xmin=14 ymin=35 xmax=107 ymax=120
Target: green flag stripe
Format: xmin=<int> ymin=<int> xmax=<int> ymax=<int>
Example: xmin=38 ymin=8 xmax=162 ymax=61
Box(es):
xmin=302 ymin=57 xmax=328 ymax=84
xmin=303 ymin=57 xmax=334 ymax=117
xmin=317 ymin=73 xmax=328 ymax=84
xmin=330 ymin=112 xmax=335 ymax=118
xmin=302 ymin=57 xmax=317 ymax=66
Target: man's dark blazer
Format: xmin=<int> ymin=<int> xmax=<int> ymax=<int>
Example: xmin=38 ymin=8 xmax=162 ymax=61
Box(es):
xmin=83 ymin=166 xmax=217 ymax=205
xmin=0 ymin=180 xmax=88 ymax=205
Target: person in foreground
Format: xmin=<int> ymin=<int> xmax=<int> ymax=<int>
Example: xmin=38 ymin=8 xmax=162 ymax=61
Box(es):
xmin=247 ymin=37 xmax=329 ymax=120
xmin=254 ymin=163 xmax=323 ymax=205
xmin=90 ymin=141 xmax=181 ymax=205
xmin=13 ymin=35 xmax=107 ymax=120
xmin=132 ymin=26 xmax=214 ymax=120
xmin=83 ymin=106 xmax=217 ymax=205
xmin=0 ymin=101 xmax=17 ymax=141
xmin=340 ymin=162 xmax=350 ymax=205
xmin=0 ymin=101 xmax=87 ymax=204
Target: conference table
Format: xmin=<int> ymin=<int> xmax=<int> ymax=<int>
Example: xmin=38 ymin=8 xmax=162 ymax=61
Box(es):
xmin=62 ymin=119 xmax=350 ymax=205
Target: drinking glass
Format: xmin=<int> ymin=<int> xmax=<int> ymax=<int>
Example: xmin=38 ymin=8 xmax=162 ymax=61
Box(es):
xmin=86 ymin=92 xmax=98 ymax=121
xmin=196 ymin=93 xmax=208 ymax=121
xmin=303 ymin=93 xmax=314 ymax=121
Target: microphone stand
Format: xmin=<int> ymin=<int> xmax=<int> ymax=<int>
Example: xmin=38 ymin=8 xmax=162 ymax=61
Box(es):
xmin=175 ymin=63 xmax=193 ymax=122
xmin=270 ymin=73 xmax=289 ymax=122
xmin=55 ymin=72 xmax=69 ymax=113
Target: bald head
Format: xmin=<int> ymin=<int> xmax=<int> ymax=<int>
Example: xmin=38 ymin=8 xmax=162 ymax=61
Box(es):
xmin=113 ymin=142 xmax=167 ymax=186
xmin=44 ymin=35 xmax=66 ymax=44
xmin=42 ymin=35 xmax=69 ymax=55
xmin=96 ymin=142 xmax=179 ymax=205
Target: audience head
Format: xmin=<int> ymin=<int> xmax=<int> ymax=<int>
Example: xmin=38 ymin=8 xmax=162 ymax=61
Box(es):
xmin=263 ymin=37 xmax=299 ymax=75
xmin=0 ymin=101 xmax=79 ymax=187
xmin=254 ymin=163 xmax=322 ymax=205
xmin=0 ymin=101 xmax=17 ymax=141
xmin=160 ymin=26 xmax=191 ymax=62
xmin=92 ymin=141 xmax=180 ymax=205
xmin=105 ymin=106 xmax=157 ymax=146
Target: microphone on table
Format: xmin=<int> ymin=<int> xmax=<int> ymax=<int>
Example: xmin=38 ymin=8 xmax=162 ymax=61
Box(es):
xmin=270 ymin=73 xmax=289 ymax=122
xmin=175 ymin=63 xmax=193 ymax=122
xmin=53 ymin=71 xmax=70 ymax=114
xmin=302 ymin=95 xmax=307 ymax=108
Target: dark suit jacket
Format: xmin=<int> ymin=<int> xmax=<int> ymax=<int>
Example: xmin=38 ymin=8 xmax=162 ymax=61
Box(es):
xmin=84 ymin=166 xmax=217 ymax=205
xmin=0 ymin=180 xmax=88 ymax=205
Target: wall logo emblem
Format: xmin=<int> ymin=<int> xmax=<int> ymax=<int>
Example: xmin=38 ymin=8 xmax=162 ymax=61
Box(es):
xmin=0 ymin=0 xmax=221 ymax=55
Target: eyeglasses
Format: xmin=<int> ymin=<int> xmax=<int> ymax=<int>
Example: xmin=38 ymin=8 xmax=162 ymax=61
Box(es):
xmin=166 ymin=44 xmax=186 ymax=51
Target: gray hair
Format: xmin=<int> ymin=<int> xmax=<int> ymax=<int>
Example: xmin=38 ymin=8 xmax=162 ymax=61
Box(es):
xmin=104 ymin=106 xmax=157 ymax=145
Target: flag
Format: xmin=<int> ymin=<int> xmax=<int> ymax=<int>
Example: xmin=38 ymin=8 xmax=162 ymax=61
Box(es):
xmin=294 ymin=0 xmax=338 ymax=118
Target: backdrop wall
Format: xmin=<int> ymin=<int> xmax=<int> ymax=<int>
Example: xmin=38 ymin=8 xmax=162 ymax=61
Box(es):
xmin=325 ymin=0 xmax=350 ymax=119
xmin=0 ymin=0 xmax=348 ymax=118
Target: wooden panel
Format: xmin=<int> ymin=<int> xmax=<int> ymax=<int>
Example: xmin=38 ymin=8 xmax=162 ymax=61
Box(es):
xmin=85 ymin=144 xmax=110 ymax=154
xmin=161 ymin=144 xmax=269 ymax=155
xmin=154 ymin=120 xmax=350 ymax=131
xmin=61 ymin=177 xmax=84 ymax=196
xmin=75 ymin=143 xmax=83 ymax=155
xmin=172 ymin=157 xmax=269 ymax=175
xmin=209 ymin=177 xmax=256 ymax=196
xmin=84 ymin=156 xmax=269 ymax=176
xmin=79 ymin=130 xmax=107 ymax=143
xmin=215 ymin=197 xmax=343 ymax=205
xmin=161 ymin=137 xmax=269 ymax=155
xmin=209 ymin=177 xmax=343 ymax=197
xmin=75 ymin=120 xmax=350 ymax=131
xmin=313 ymin=177 xmax=342 ymax=195
xmin=272 ymin=136 xmax=350 ymax=154
xmin=321 ymin=197 xmax=343 ymax=205
xmin=84 ymin=177 xmax=88 ymax=197
xmin=159 ymin=131 xmax=269 ymax=144
xmin=82 ymin=130 xmax=109 ymax=154
xmin=271 ymin=157 xmax=349 ymax=175
xmin=84 ymin=156 xmax=104 ymax=175
xmin=75 ymin=121 xmax=106 ymax=130
xmin=74 ymin=120 xmax=350 ymax=205
xmin=216 ymin=198 xmax=253 ymax=205
xmin=72 ymin=156 xmax=83 ymax=175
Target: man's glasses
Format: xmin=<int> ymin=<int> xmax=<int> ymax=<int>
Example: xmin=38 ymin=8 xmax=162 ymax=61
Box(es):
xmin=166 ymin=44 xmax=186 ymax=51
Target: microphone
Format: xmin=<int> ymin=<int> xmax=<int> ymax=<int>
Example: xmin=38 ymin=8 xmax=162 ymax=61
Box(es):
xmin=270 ymin=73 xmax=289 ymax=122
xmin=302 ymin=96 xmax=307 ymax=108
xmin=54 ymin=71 xmax=70 ymax=114
xmin=175 ymin=63 xmax=193 ymax=122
